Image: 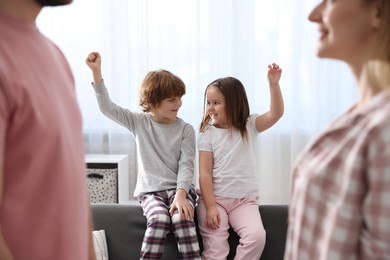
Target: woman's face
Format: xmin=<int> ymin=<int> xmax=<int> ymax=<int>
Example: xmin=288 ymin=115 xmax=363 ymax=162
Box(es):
xmin=308 ymin=0 xmax=379 ymax=63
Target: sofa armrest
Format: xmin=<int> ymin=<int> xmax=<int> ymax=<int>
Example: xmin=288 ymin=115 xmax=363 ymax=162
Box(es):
xmin=92 ymin=203 xmax=144 ymax=260
xmin=259 ymin=205 xmax=288 ymax=259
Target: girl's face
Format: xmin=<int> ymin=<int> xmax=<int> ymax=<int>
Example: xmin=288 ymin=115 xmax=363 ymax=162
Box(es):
xmin=205 ymin=86 xmax=228 ymax=128
xmin=150 ymin=96 xmax=182 ymax=124
xmin=308 ymin=0 xmax=378 ymax=63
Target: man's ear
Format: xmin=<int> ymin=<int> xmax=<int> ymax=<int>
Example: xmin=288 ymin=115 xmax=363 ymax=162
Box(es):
xmin=370 ymin=0 xmax=382 ymax=29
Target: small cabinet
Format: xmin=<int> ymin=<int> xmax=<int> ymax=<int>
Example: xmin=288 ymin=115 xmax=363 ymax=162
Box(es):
xmin=85 ymin=154 xmax=130 ymax=204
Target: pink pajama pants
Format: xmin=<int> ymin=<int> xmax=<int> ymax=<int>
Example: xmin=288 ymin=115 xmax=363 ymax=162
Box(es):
xmin=197 ymin=195 xmax=266 ymax=260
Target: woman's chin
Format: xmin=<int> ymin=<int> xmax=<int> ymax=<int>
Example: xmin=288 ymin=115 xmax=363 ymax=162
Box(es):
xmin=316 ymin=46 xmax=332 ymax=59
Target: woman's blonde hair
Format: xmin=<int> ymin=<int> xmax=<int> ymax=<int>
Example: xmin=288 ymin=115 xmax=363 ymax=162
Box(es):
xmin=367 ymin=0 xmax=390 ymax=90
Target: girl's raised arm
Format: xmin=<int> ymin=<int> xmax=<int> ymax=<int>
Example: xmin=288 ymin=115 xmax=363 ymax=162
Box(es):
xmin=255 ymin=63 xmax=284 ymax=133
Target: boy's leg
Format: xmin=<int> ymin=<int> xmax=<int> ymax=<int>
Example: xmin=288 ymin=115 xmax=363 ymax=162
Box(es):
xmin=170 ymin=189 xmax=201 ymax=259
xmin=139 ymin=192 xmax=171 ymax=260
xmin=196 ymin=197 xmax=230 ymax=260
xmin=229 ymin=196 xmax=266 ymax=260
xmin=171 ymin=212 xmax=201 ymax=259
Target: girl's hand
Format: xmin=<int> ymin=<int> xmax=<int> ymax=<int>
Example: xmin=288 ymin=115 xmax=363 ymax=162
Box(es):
xmin=205 ymin=206 xmax=220 ymax=230
xmin=267 ymin=63 xmax=282 ymax=86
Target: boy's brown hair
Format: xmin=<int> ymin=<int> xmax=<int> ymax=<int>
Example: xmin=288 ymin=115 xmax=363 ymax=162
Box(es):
xmin=139 ymin=69 xmax=186 ymax=112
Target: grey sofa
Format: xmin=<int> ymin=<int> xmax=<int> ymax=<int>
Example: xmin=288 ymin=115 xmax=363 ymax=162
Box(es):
xmin=91 ymin=203 xmax=288 ymax=260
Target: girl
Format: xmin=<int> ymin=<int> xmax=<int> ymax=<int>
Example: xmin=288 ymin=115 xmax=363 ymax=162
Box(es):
xmin=197 ymin=64 xmax=284 ymax=260
xmin=285 ymin=0 xmax=390 ymax=259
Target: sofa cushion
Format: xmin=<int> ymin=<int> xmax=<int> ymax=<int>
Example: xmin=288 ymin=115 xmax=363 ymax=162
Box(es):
xmin=91 ymin=203 xmax=288 ymax=260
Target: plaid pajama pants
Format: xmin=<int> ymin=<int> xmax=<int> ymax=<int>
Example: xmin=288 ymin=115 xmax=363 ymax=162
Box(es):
xmin=139 ymin=189 xmax=201 ymax=260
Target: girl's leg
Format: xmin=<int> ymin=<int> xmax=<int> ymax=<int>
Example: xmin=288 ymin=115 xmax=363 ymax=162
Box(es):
xmin=139 ymin=192 xmax=171 ymax=260
xmin=229 ymin=196 xmax=266 ymax=260
xmin=170 ymin=189 xmax=201 ymax=260
xmin=197 ymin=197 xmax=231 ymax=260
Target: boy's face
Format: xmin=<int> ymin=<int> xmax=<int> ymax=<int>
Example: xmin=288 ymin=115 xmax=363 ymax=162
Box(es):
xmin=150 ymin=96 xmax=182 ymax=124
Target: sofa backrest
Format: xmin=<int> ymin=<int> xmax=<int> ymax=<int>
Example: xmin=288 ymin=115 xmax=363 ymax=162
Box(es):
xmin=91 ymin=203 xmax=288 ymax=260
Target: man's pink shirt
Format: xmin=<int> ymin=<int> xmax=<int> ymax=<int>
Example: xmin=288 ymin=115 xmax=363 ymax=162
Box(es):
xmin=0 ymin=14 xmax=89 ymax=259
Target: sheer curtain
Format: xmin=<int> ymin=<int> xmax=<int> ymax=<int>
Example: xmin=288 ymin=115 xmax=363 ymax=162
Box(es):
xmin=37 ymin=0 xmax=357 ymax=204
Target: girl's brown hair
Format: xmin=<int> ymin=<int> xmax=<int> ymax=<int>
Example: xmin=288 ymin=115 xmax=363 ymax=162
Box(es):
xmin=139 ymin=70 xmax=186 ymax=112
xmin=199 ymin=77 xmax=250 ymax=141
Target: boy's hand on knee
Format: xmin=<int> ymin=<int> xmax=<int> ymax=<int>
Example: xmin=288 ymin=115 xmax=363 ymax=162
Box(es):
xmin=169 ymin=189 xmax=194 ymax=220
xmin=170 ymin=201 xmax=194 ymax=221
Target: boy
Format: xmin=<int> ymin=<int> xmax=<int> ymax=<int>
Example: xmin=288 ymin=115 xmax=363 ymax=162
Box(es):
xmin=86 ymin=52 xmax=201 ymax=260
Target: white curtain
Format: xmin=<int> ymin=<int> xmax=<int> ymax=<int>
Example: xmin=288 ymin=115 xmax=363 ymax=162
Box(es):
xmin=37 ymin=0 xmax=358 ymax=204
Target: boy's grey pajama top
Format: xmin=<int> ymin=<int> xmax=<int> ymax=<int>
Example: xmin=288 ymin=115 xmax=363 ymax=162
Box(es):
xmin=92 ymin=81 xmax=196 ymax=197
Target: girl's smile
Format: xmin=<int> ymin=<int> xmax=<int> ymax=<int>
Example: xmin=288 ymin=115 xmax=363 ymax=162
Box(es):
xmin=205 ymin=86 xmax=228 ymax=128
